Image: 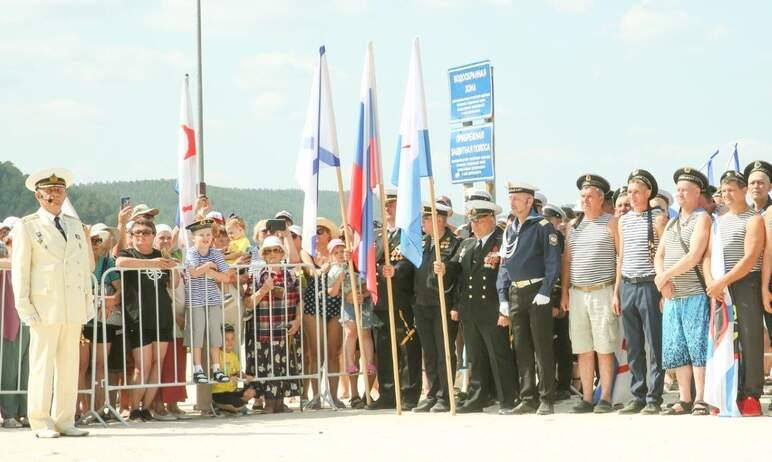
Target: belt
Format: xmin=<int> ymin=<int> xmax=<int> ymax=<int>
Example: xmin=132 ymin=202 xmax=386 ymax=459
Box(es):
xmin=622 ymin=275 xmax=655 ymax=284
xmin=510 ymin=277 xmax=544 ymax=289
xmin=570 ymin=280 xmax=614 ymax=292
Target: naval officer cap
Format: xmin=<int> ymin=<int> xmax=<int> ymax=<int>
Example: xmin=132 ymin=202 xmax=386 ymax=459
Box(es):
xmin=657 ymin=189 xmax=674 ymax=206
xmin=25 ymin=168 xmax=74 ymax=192
xmin=464 ymin=189 xmax=492 ymax=202
xmin=466 ymin=199 xmax=502 ymax=219
xmin=627 ymin=169 xmax=659 ymax=198
xmin=543 ymin=203 xmax=566 ymax=220
xmin=534 ymin=192 xmax=548 ymax=207
xmin=720 ymin=170 xmax=746 ymax=186
xmin=673 ymin=167 xmax=709 ymax=192
xmin=186 ymin=219 xmax=216 ymax=233
xmin=743 ymin=160 xmax=772 ymax=182
xmin=380 ymin=186 xmax=398 ymax=203
xmin=507 ymin=181 xmax=538 ymax=195
xmin=576 ymin=174 xmax=611 ymax=194
xmin=422 ymin=201 xmax=452 ymax=217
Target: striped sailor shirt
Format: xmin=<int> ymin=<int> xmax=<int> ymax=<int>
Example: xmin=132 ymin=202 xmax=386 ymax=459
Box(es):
xmin=184 ymin=247 xmax=229 ymax=308
xmin=568 ymin=213 xmax=616 ymax=287
xmin=719 ymin=208 xmax=762 ymax=274
xmin=662 ymin=209 xmax=706 ymax=297
xmin=620 ymin=208 xmax=662 ymax=278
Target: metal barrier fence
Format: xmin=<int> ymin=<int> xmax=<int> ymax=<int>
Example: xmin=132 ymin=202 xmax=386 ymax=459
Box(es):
xmin=0 ymin=269 xmax=102 ymax=426
xmin=1 ymin=259 xmax=368 ymax=428
xmin=96 ymin=261 xmax=358 ymax=424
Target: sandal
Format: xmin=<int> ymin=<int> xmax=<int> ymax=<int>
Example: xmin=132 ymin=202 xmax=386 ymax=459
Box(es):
xmin=691 ymin=400 xmax=709 ymax=416
xmin=661 ymin=400 xmax=692 ymax=415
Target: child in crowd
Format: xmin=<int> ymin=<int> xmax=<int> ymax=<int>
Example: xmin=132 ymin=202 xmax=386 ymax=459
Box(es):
xmin=184 ymin=219 xmax=233 ymax=384
xmin=225 ymin=215 xmax=251 ymax=265
xmin=211 ymin=325 xmax=255 ymax=413
xmin=326 ymin=239 xmax=380 ymax=407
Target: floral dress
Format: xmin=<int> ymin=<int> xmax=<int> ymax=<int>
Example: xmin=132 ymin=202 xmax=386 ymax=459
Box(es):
xmin=243 ymin=267 xmax=302 ymax=399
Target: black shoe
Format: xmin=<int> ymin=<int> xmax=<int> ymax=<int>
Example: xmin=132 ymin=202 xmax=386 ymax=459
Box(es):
xmin=400 ymin=401 xmax=417 ymax=411
xmin=554 ymin=390 xmax=572 ymax=401
xmin=365 ymin=398 xmax=395 ymax=410
xmin=456 ymin=404 xmax=483 ymax=414
xmin=498 ymin=407 xmax=516 ymax=415
xmin=212 ymin=370 xmax=230 ymax=383
xmin=618 ymin=399 xmax=646 ymax=414
xmin=430 ymin=401 xmax=450 ymax=413
xmin=412 ymin=399 xmax=436 ymax=413
xmin=128 ymin=409 xmax=143 ymax=423
xmin=570 ymin=400 xmax=594 ymax=414
xmin=139 ymin=409 xmax=154 ymax=421
xmin=536 ymin=401 xmax=554 ymax=415
xmin=593 ymin=400 xmax=613 ymax=414
xmin=640 ymin=402 xmax=661 ymax=415
xmin=511 ymin=400 xmax=538 ymax=415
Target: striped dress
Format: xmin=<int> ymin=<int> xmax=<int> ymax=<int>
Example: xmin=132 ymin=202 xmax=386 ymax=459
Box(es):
xmin=620 ymin=208 xmax=662 ymax=278
xmin=568 ymin=213 xmax=616 ymax=287
xmin=719 ymin=209 xmax=762 ymax=274
xmin=662 ymin=210 xmax=706 ymax=297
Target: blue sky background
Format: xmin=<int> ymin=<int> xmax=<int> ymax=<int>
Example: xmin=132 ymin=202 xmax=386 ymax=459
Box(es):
xmin=2 ymin=0 xmax=771 ymax=212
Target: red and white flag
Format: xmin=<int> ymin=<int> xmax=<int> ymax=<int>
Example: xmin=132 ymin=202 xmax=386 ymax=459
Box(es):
xmin=177 ymin=74 xmax=197 ymax=247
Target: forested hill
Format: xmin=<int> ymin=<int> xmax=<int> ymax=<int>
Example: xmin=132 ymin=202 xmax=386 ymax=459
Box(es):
xmin=0 ymin=161 xmax=346 ymax=229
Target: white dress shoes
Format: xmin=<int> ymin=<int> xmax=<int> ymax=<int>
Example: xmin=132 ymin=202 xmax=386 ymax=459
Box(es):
xmin=58 ymin=427 xmax=89 ymax=437
xmin=35 ymin=429 xmax=60 ymax=438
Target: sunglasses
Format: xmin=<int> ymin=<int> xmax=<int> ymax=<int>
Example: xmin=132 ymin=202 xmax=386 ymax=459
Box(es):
xmin=316 ymin=228 xmax=327 ymax=235
xmin=90 ymin=237 xmax=103 ymax=244
xmin=264 ymin=247 xmax=283 ymax=254
xmin=132 ymin=229 xmax=154 ymax=236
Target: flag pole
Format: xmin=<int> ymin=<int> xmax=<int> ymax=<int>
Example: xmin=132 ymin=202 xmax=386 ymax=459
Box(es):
xmin=195 ymin=0 xmax=205 ymax=194
xmin=427 ymin=177 xmax=457 ymax=415
xmin=334 ymin=167 xmax=373 ymax=405
xmin=376 ymin=183 xmax=403 ymax=415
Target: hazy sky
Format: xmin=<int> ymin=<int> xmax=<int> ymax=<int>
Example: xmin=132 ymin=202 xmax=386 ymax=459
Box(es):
xmin=2 ymin=0 xmax=771 ymax=211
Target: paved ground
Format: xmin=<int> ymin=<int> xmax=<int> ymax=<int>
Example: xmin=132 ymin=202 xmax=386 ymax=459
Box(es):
xmin=2 ymin=396 xmax=769 ymax=462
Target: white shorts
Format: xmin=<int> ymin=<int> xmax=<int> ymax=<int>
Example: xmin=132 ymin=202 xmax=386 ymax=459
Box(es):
xmin=568 ymin=285 xmax=619 ymax=354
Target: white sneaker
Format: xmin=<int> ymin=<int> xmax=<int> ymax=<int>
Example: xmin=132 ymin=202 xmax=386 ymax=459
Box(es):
xmin=152 ymin=412 xmax=177 ymax=422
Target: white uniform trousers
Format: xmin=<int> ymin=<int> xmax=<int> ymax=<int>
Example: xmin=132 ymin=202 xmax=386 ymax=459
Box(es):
xmin=27 ymin=323 xmax=81 ymax=431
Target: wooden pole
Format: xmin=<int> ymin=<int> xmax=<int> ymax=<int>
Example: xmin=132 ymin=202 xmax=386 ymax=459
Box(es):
xmin=427 ymin=177 xmax=456 ymax=415
xmin=334 ymin=166 xmax=373 ymax=405
xmin=376 ymin=184 xmax=403 ymax=415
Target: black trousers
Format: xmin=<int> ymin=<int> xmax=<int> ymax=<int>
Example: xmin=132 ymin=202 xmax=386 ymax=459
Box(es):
xmin=729 ymin=272 xmax=765 ymax=399
xmin=553 ymin=313 xmax=573 ymax=393
xmin=413 ymin=305 xmax=459 ymax=403
xmin=620 ymin=280 xmax=663 ymax=404
xmin=463 ymin=315 xmax=518 ymax=408
xmin=373 ymin=308 xmax=423 ymax=405
xmin=508 ymin=284 xmax=555 ymax=403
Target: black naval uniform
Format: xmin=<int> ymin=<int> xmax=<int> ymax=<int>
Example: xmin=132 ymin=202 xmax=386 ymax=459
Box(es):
xmin=414 ymin=227 xmax=461 ymax=408
xmin=550 ymin=230 xmax=573 ymax=399
xmin=446 ymin=226 xmax=518 ymax=411
xmin=496 ymin=211 xmax=561 ymax=408
xmin=371 ymin=227 xmax=423 ymax=409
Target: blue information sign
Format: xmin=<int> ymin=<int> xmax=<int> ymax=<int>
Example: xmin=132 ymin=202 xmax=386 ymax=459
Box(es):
xmin=448 ymin=61 xmax=493 ymax=123
xmin=449 ymin=123 xmax=494 ymax=184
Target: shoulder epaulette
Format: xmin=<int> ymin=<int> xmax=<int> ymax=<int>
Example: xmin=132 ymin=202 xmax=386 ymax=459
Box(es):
xmin=21 ymin=214 xmax=39 ymax=223
xmin=539 ymin=218 xmax=549 ymax=226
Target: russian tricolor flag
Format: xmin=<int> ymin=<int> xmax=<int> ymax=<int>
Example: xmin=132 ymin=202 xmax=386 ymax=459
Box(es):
xmin=348 ymin=42 xmax=381 ymax=304
xmin=704 ymin=219 xmax=741 ymax=417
